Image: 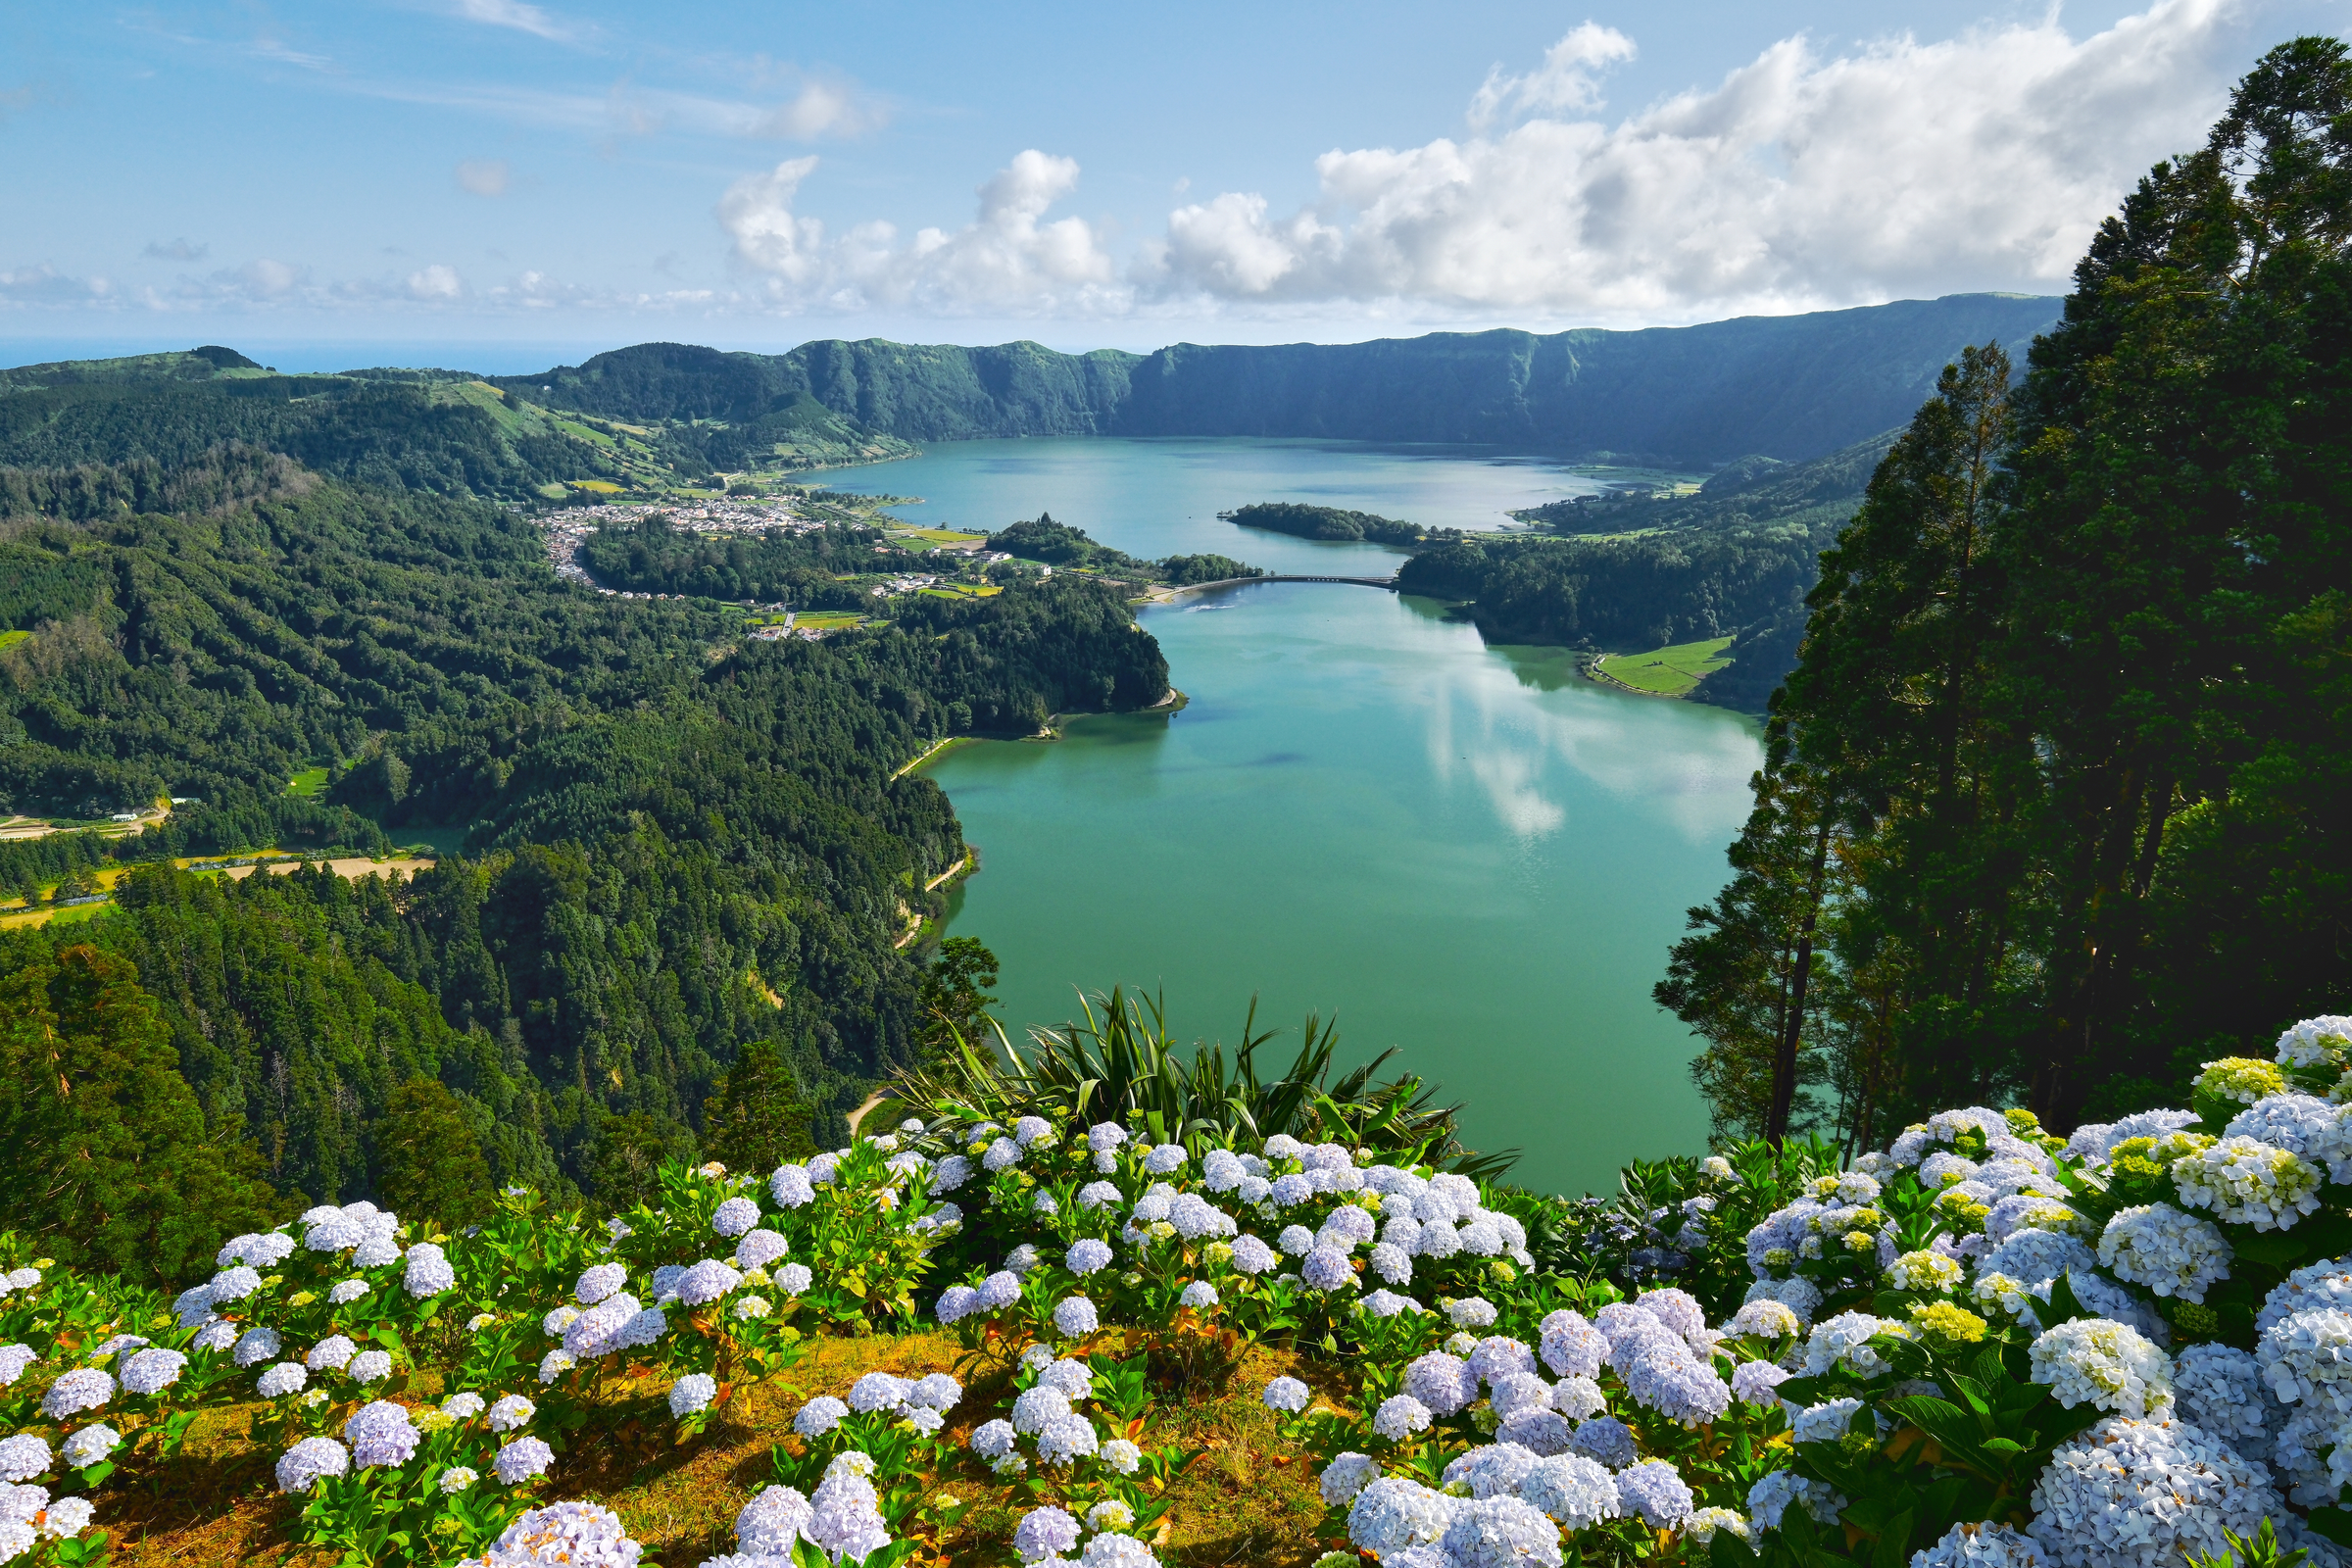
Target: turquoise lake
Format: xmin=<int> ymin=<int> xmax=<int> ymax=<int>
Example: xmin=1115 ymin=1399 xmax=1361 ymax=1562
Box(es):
xmin=815 ymin=438 xmax=1761 ymax=1195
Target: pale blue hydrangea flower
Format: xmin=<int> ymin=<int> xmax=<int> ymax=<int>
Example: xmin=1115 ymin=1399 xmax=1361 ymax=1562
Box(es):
xmin=0 ymin=1348 xmax=33 ymax=1388
xmin=403 ymin=1243 xmax=454 ymax=1298
xmin=969 ymin=1419 xmax=1017 ymax=1459
xmin=848 ymin=1373 xmax=909 ymax=1413
xmin=935 ymin=1286 xmax=979 ymax=1324
xmin=274 ymin=1437 xmax=348 ymax=1494
xmin=906 ymin=1373 xmax=962 ymax=1410
xmin=493 ymin=1436 xmax=554 ymax=1485
xmin=191 ymin=1319 xmax=239 ymax=1354
xmin=1372 ymin=1395 xmax=1431 ymax=1441
xmin=0 ymin=1436 xmax=48 ymax=1485
xmin=1348 ymin=1477 xmax=1456 ymax=1557
xmin=1747 ymin=1471 xmax=1848 ymax=1530
xmin=1262 ymin=1376 xmax=1310 ymax=1413
xmin=1319 ymin=1451 xmax=1377 ymax=1503
xmin=1014 ymin=1505 xmax=1080 ymax=1562
xmin=438 ymin=1466 xmax=478 ymax=1494
xmin=345 ymin=1401 xmax=419 ymax=1467
xmin=40 ymin=1369 xmax=112 ymax=1420
xmin=669 ymin=1374 xmax=716 ymax=1416
xmin=307 ymin=1336 xmax=356 ymax=1372
xmin=258 ymin=1362 xmax=307 ymax=1398
xmin=536 ymin=1349 xmax=574 ymax=1384
xmin=677 ymin=1259 xmax=743 ymax=1305
xmin=1497 ymin=1407 xmax=1573 ymax=1455
xmin=930 ymin=1154 xmax=973 ymax=1194
xmin=1444 ymin=1443 xmax=1542 ymax=1499
xmin=121 ymin=1348 xmax=186 ymax=1396
xmin=1144 ymin=1145 xmax=1186 ymax=1175
xmin=1616 ymin=1459 xmax=1693 ymax=1528
xmin=975 ymin=1270 xmax=1023 ymax=1310
xmin=769 ymin=1165 xmax=816 ymax=1208
xmin=1362 ymin=1290 xmax=1424 ymax=1318
xmin=1401 ymin=1351 xmax=1476 ymax=1416
xmin=441 ymin=1393 xmax=486 ymax=1420
xmin=208 ymin=1266 xmax=262 ymax=1303
xmin=735 ymin=1484 xmax=814 ymax=1554
xmin=1440 ymin=1494 xmax=1563 ymax=1568
xmin=347 ymin=1350 xmax=393 ymax=1385
xmin=1567 ymin=1415 xmax=1636 ymax=1470
xmin=733 ymin=1230 xmax=788 ymax=1270
xmin=487 ymin=1394 xmax=535 ymax=1432
xmin=1102 ymin=1438 xmax=1141 ymax=1474
xmin=1229 ymin=1235 xmax=1276 ymax=1274
xmin=328 ymin=1280 xmax=368 ymax=1305
xmin=711 ymin=1198 xmax=760 ymax=1238
xmin=794 ymin=1396 xmax=848 ymax=1438
xmin=1054 ymin=1297 xmax=1099 ymax=1338
xmin=777 ymin=1263 xmax=812 ymax=1296
xmin=807 ymin=1455 xmax=890 ymax=1563
xmin=1518 ymin=1452 xmax=1619 ymax=1529
xmin=1181 ymin=1281 xmax=1220 ymax=1308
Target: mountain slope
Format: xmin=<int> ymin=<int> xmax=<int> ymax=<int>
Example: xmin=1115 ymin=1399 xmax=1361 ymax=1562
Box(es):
xmin=492 ymin=293 xmax=2059 ymax=465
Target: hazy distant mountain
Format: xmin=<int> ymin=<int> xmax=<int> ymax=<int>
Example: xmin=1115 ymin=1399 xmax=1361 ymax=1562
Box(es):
xmin=490 ymin=293 xmax=2060 ymax=466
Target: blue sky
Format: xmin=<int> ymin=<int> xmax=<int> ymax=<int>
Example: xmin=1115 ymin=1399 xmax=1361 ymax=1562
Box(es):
xmin=2 ymin=0 xmax=2340 ymax=368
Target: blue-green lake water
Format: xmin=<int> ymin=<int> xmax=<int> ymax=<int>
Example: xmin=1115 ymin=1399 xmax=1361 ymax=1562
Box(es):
xmin=815 ymin=439 xmax=1760 ymax=1195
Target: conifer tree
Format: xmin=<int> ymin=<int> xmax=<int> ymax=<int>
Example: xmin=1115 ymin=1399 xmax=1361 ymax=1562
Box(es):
xmin=0 ymin=945 xmax=278 ymax=1283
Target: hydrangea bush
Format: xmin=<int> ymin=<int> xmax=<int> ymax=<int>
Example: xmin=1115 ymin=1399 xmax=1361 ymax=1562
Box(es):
xmin=9 ymin=1014 xmax=2352 ymax=1566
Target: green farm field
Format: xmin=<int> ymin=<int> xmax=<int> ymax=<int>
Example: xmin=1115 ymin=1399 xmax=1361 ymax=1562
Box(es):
xmin=1592 ymin=635 xmax=1735 ymax=696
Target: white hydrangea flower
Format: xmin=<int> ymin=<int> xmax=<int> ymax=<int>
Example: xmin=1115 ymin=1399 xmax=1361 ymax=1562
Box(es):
xmin=1800 ymin=1312 xmax=1907 ymax=1379
xmin=2028 ymin=1416 xmax=2279 ymax=1568
xmin=2227 ymin=1095 xmax=2352 ymax=1183
xmin=2276 ymin=1015 xmax=2352 ymax=1069
xmin=2096 ymin=1204 xmax=2231 ymax=1301
xmin=2171 ymin=1136 xmax=2324 ymax=1231
xmin=2028 ymin=1319 xmax=2174 ymax=1418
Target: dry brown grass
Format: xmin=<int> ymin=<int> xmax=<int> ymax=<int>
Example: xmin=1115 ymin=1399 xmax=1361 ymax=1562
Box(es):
xmin=107 ymin=1329 xmax=1339 ymax=1568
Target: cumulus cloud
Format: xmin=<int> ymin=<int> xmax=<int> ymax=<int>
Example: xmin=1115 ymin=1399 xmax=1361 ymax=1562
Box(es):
xmin=407 ymin=264 xmax=463 ymax=299
xmin=456 ymin=158 xmax=511 ymax=196
xmin=718 ymin=148 xmax=1123 ymax=316
xmin=1135 ymin=0 xmax=2243 ymax=321
xmin=1468 ymin=22 xmax=1636 ymax=129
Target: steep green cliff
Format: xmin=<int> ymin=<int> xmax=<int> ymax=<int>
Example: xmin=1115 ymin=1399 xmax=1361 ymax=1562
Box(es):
xmin=491 ymin=293 xmax=2059 ymax=465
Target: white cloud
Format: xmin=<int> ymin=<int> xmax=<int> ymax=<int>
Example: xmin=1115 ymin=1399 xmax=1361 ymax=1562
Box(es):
xmin=718 ymin=149 xmax=1125 ymax=316
xmin=143 ymin=238 xmax=210 ymax=262
xmin=449 ymin=0 xmax=581 ymax=44
xmin=1468 ymin=22 xmax=1636 ymax=129
xmin=1136 ymin=0 xmax=2244 ymax=322
xmin=456 ymin=158 xmax=511 ymax=196
xmin=407 ymin=264 xmax=464 ymax=299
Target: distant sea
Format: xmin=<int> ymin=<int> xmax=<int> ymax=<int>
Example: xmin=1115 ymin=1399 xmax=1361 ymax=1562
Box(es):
xmin=0 ymin=339 xmax=618 ymax=376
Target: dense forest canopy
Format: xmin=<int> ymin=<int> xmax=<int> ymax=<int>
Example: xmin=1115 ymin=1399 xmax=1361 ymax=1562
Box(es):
xmin=0 ymin=396 xmax=1171 ymax=1267
xmin=1660 ymin=38 xmax=2352 ymax=1151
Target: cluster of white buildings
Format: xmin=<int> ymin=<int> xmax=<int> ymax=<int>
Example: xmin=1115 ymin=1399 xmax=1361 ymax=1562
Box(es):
xmin=537 ymin=499 xmax=823 ymax=603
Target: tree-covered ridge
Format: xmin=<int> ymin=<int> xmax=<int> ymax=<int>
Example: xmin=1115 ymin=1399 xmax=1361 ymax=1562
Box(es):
xmin=1660 ymin=38 xmax=2352 ymax=1148
xmin=477 ymin=295 xmax=2057 ymax=467
xmin=1220 ymin=502 xmax=1443 ymax=547
xmin=0 ymin=433 xmax=1173 ymax=1208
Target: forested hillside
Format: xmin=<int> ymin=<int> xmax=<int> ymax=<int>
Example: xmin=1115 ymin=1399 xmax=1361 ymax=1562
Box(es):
xmin=1386 ymin=431 xmax=1894 ymax=704
xmin=1660 ymin=39 xmax=2352 ymax=1152
xmin=493 ymin=293 xmax=2057 ymax=466
xmin=0 ymin=423 xmax=1169 ymax=1262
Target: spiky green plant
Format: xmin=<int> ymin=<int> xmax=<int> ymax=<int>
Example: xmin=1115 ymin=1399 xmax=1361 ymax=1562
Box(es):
xmin=892 ymin=987 xmax=1517 ymax=1178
